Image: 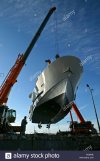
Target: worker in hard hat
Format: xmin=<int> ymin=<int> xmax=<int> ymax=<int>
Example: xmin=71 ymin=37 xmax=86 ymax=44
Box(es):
xmin=20 ymin=116 xmax=27 ymax=136
xmin=45 ymin=59 xmax=51 ymax=65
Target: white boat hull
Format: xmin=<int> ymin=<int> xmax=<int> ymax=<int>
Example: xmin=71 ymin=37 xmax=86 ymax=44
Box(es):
xmin=29 ymin=56 xmax=83 ymax=124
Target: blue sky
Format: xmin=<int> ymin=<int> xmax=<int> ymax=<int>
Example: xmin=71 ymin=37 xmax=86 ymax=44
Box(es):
xmin=0 ymin=0 xmax=100 ymax=133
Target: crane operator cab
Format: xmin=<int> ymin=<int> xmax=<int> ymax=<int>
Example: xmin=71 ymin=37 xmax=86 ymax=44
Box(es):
xmin=0 ymin=105 xmax=16 ymax=129
xmin=7 ymin=109 xmax=16 ymax=123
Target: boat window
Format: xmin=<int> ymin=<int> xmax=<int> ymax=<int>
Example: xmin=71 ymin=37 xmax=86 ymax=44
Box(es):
xmin=12 ymin=110 xmax=16 ymax=118
xmin=35 ymin=85 xmax=39 ymax=92
xmin=8 ymin=110 xmax=16 ymax=118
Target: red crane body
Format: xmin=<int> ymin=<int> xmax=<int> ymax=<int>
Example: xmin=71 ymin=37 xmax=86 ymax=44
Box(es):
xmin=0 ymin=7 xmax=56 ymax=106
xmin=72 ymin=103 xmax=85 ymax=123
xmin=0 ymin=7 xmax=56 ymax=133
xmin=69 ymin=103 xmax=95 ymax=134
xmin=0 ymin=54 xmax=24 ymax=104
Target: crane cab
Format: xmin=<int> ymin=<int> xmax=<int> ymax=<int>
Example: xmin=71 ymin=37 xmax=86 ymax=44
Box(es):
xmin=0 ymin=105 xmax=16 ymax=125
xmin=7 ymin=109 xmax=16 ymax=123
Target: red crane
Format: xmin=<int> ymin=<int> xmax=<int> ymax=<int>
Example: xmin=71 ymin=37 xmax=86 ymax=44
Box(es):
xmin=69 ymin=103 xmax=96 ymax=134
xmin=0 ymin=7 xmax=56 ymax=133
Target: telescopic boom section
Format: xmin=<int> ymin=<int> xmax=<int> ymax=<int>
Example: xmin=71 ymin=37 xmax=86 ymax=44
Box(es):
xmin=72 ymin=103 xmax=85 ymax=123
xmin=0 ymin=7 xmax=56 ymax=105
xmin=23 ymin=7 xmax=56 ymax=62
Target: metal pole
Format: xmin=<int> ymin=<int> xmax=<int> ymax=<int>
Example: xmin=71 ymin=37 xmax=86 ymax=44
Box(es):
xmin=87 ymin=84 xmax=100 ymax=133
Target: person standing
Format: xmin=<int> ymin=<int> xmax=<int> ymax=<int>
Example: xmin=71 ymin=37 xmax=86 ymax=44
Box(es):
xmin=20 ymin=116 xmax=27 ymax=136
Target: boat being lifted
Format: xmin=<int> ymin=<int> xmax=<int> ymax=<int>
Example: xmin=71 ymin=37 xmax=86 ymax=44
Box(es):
xmin=29 ymin=55 xmax=83 ymax=124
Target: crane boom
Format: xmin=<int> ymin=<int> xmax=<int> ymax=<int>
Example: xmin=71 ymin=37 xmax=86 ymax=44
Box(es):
xmin=0 ymin=7 xmax=56 ymax=105
xmin=23 ymin=7 xmax=56 ymax=62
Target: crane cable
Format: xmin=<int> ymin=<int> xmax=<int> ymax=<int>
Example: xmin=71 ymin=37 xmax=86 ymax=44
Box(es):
xmin=49 ymin=0 xmax=59 ymax=55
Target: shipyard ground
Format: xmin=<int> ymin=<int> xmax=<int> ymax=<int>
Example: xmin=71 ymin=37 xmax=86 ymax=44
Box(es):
xmin=0 ymin=132 xmax=100 ymax=150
